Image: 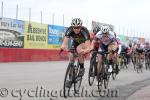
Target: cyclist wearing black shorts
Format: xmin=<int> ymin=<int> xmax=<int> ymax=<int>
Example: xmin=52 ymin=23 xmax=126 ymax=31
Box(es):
xmin=135 ymin=42 xmax=145 ymax=61
xmin=61 ymin=18 xmax=91 ymax=76
xmin=144 ymin=42 xmax=150 ymax=53
xmin=144 ymin=42 xmax=150 ymax=58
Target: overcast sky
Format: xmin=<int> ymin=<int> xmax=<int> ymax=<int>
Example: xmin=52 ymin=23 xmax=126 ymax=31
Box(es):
xmin=0 ymin=0 xmax=150 ymax=38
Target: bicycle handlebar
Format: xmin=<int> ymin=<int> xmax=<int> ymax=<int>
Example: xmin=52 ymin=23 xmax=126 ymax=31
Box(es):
xmin=59 ymin=49 xmax=64 ymax=55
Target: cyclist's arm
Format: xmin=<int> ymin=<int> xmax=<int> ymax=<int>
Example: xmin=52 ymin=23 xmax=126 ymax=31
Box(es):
xmin=82 ymin=27 xmax=91 ymax=53
xmin=110 ymin=39 xmax=118 ymax=52
xmin=60 ymin=27 xmax=72 ymax=50
xmin=84 ymin=40 xmax=91 ymax=53
xmin=60 ymin=36 xmax=69 ymax=50
xmin=90 ymin=31 xmax=101 ymax=50
xmin=90 ymin=39 xmax=95 ymax=50
xmin=118 ymin=44 xmax=122 ymax=54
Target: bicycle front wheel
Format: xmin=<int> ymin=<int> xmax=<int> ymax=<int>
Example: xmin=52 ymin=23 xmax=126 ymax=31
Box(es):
xmin=97 ymin=62 xmax=103 ymax=91
xmin=104 ymin=65 xmax=110 ymax=89
xmin=74 ymin=62 xmax=83 ymax=93
xmin=88 ymin=58 xmax=96 ymax=86
xmin=63 ymin=63 xmax=73 ymax=98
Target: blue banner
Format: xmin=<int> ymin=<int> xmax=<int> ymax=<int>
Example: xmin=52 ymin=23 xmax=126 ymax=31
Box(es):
xmin=48 ymin=25 xmax=66 ymax=49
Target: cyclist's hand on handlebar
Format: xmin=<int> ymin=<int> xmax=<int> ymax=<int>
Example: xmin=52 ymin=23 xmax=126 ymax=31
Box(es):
xmin=60 ymin=45 xmax=68 ymax=51
xmin=83 ymin=49 xmax=91 ymax=55
xmin=90 ymin=49 xmax=95 ymax=53
xmin=59 ymin=48 xmax=64 ymax=55
xmin=77 ymin=49 xmax=84 ymax=55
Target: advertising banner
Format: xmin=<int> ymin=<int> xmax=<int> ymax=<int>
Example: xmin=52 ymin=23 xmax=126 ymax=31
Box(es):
xmin=92 ymin=21 xmax=114 ymax=31
xmin=117 ymin=34 xmax=129 ymax=45
xmin=0 ymin=18 xmax=24 ymax=48
xmin=24 ymin=21 xmax=48 ymax=49
xmin=48 ymin=25 xmax=66 ymax=49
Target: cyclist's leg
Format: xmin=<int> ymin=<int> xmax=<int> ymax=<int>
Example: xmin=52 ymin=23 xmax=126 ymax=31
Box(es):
xmin=67 ymin=42 xmax=77 ymax=81
xmin=95 ymin=47 xmax=99 ymax=75
xmin=68 ymin=53 xmax=75 ymax=63
xmin=141 ymin=53 xmax=145 ymax=65
xmin=76 ymin=43 xmax=86 ymax=77
xmin=78 ymin=55 xmax=85 ymax=76
xmin=95 ymin=43 xmax=104 ymax=85
xmin=108 ymin=42 xmax=118 ymax=72
xmin=115 ymin=48 xmax=120 ymax=73
xmin=96 ymin=52 xmax=103 ymax=85
xmin=107 ymin=43 xmax=115 ymax=61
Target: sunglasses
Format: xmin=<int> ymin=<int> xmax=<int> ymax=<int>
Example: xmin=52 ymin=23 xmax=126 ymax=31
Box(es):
xmin=73 ymin=27 xmax=81 ymax=29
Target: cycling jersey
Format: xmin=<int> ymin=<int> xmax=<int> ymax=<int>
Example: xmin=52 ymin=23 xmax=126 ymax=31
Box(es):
xmin=135 ymin=47 xmax=145 ymax=53
xmin=90 ymin=32 xmax=100 ymax=51
xmin=95 ymin=31 xmax=117 ymax=52
xmin=65 ymin=26 xmax=90 ymax=49
xmin=90 ymin=32 xmax=95 ymax=40
xmin=144 ymin=46 xmax=150 ymax=53
xmin=95 ymin=31 xmax=116 ymax=45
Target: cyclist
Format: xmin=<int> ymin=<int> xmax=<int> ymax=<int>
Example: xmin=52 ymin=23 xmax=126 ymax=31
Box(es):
xmin=121 ymin=43 xmax=132 ymax=65
xmin=126 ymin=43 xmax=133 ymax=64
xmin=90 ymin=26 xmax=100 ymax=51
xmin=110 ymin=33 xmax=122 ymax=74
xmin=115 ymin=35 xmax=122 ymax=73
xmin=134 ymin=42 xmax=145 ymax=63
xmin=91 ymin=26 xmax=101 ymax=39
xmin=60 ymin=18 xmax=91 ymax=77
xmin=89 ymin=26 xmax=100 ymax=77
xmin=91 ymin=25 xmax=118 ymax=74
xmin=120 ymin=44 xmax=130 ymax=66
xmin=144 ymin=42 xmax=150 ymax=53
xmin=144 ymin=42 xmax=150 ymax=60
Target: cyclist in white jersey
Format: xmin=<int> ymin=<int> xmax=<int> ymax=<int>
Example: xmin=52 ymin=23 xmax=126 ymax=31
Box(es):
xmin=91 ymin=25 xmax=118 ymax=73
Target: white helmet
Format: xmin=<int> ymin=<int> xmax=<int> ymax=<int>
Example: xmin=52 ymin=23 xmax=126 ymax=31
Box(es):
xmin=100 ymin=25 xmax=110 ymax=33
xmin=71 ymin=18 xmax=82 ymax=27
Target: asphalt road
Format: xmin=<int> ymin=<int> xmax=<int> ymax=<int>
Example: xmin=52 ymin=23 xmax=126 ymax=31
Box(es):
xmin=0 ymin=61 xmax=150 ymax=100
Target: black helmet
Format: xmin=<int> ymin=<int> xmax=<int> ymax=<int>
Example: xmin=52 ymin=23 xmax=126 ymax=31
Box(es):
xmin=93 ymin=26 xmax=100 ymax=34
xmin=129 ymin=43 xmax=132 ymax=48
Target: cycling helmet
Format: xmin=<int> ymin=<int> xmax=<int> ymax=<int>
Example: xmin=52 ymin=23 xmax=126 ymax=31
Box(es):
xmin=100 ymin=25 xmax=110 ymax=33
xmin=71 ymin=18 xmax=82 ymax=27
xmin=93 ymin=26 xmax=100 ymax=34
xmin=129 ymin=43 xmax=132 ymax=48
xmin=145 ymin=41 xmax=149 ymax=44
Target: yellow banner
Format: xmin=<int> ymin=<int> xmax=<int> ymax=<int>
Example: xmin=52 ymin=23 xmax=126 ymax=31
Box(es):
xmin=24 ymin=21 xmax=48 ymax=49
xmin=48 ymin=44 xmax=61 ymax=49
